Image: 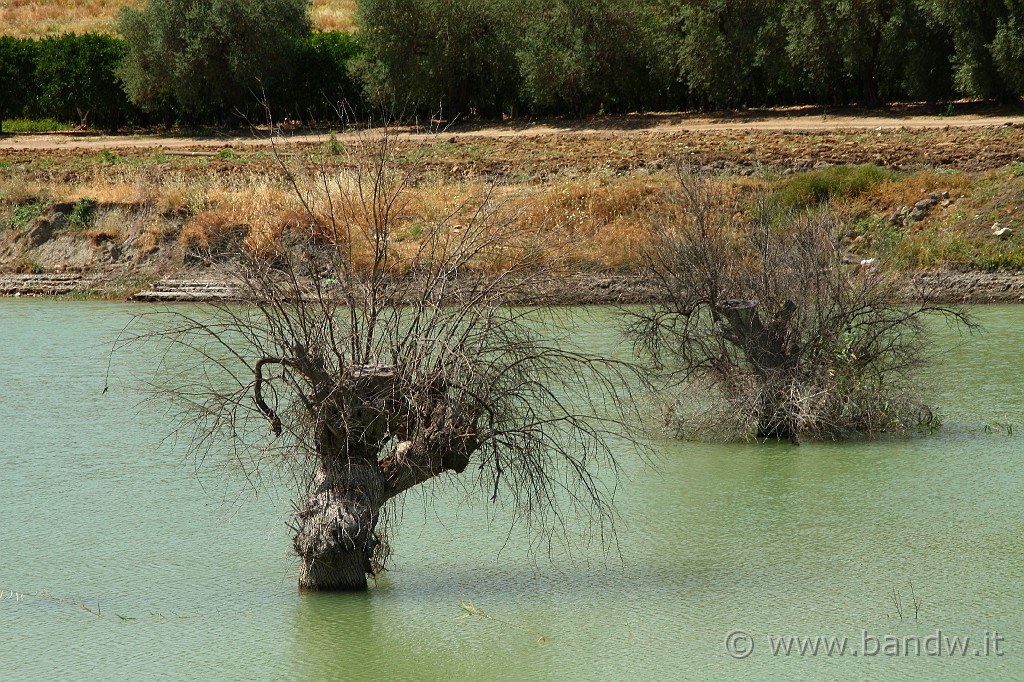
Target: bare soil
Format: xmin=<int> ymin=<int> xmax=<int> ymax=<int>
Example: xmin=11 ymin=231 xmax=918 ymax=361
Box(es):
xmin=4 ymin=108 xmax=1024 ymax=187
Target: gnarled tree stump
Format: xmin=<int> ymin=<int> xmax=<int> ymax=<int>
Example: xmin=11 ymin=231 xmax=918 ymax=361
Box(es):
xmin=257 ymin=359 xmax=481 ymax=590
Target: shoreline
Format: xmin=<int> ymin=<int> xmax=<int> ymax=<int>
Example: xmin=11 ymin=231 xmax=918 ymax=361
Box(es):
xmin=2 ymin=268 xmax=1022 ymax=305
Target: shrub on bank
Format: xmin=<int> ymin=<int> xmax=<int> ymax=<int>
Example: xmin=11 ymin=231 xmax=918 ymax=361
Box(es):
xmin=34 ymin=33 xmax=135 ymax=132
xmin=0 ymin=36 xmax=37 ymax=133
xmin=776 ymin=164 xmax=894 ymax=208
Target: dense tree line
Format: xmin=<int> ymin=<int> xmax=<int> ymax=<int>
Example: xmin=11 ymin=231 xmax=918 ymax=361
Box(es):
xmin=0 ymin=33 xmax=132 ymax=132
xmin=359 ymin=0 xmax=1024 ymax=114
xmin=0 ymin=14 xmax=366 ymax=130
xmin=2 ymin=0 xmax=1023 ymax=130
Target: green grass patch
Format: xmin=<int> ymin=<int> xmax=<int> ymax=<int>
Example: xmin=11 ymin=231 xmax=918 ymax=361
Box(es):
xmin=67 ymin=197 xmax=98 ymax=231
xmin=2 ymin=118 xmax=72 ymax=133
xmin=10 ymin=202 xmax=43 ymax=229
xmin=324 ymin=132 xmax=344 ymax=156
xmin=895 ymin=228 xmax=1024 ymax=270
xmin=776 ymin=164 xmax=894 ymax=208
xmin=851 ymin=214 xmax=1024 ymax=271
xmin=97 ymin=148 xmax=121 ymax=164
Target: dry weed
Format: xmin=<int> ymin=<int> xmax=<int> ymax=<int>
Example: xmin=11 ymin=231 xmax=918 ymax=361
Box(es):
xmin=136 ymin=214 xmax=179 ymax=256
xmin=0 ymin=0 xmax=352 ymax=37
xmin=85 ymin=209 xmax=125 ymax=245
xmin=0 ymin=175 xmax=44 ymax=206
xmin=180 ymin=209 xmax=248 ymax=256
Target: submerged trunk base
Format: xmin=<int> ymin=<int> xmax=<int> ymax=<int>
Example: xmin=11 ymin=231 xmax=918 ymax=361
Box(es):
xmin=298 ymin=549 xmax=371 ymax=591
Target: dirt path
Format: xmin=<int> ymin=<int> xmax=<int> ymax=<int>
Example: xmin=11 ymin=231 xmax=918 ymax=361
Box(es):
xmin=4 ymin=108 xmax=1024 ymax=152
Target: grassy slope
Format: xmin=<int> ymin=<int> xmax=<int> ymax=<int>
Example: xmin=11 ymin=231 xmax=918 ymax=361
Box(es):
xmin=0 ymin=0 xmax=355 ymax=38
xmin=2 ymin=145 xmax=1022 ymax=276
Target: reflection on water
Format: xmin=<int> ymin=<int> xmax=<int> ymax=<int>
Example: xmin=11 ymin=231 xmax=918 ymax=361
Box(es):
xmin=1 ymin=301 xmax=1021 ymax=680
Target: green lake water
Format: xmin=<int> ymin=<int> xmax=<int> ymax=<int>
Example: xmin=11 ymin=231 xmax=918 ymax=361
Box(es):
xmin=1 ymin=301 xmax=1022 ymax=680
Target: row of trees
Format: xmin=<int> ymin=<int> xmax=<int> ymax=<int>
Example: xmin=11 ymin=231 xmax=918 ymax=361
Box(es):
xmin=3 ymin=0 xmax=1024 ymax=129
xmin=362 ymin=0 xmax=1024 ymax=114
xmin=0 ymin=27 xmax=363 ymax=131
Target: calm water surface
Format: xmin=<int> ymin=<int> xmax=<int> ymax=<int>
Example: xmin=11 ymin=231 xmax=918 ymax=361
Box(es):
xmin=1 ymin=301 xmax=1022 ymax=680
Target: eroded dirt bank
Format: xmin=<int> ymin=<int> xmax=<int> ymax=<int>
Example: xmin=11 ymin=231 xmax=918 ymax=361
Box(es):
xmin=1 ymin=269 xmax=1021 ymax=305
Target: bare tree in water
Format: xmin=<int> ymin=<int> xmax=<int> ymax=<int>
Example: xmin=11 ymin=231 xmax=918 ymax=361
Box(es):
xmin=627 ymin=171 xmax=973 ymax=441
xmin=127 ymin=128 xmax=642 ymax=590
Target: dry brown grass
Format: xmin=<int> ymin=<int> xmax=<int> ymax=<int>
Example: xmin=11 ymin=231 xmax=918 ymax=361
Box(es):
xmin=136 ymin=214 xmax=178 ymax=256
xmin=5 ymin=147 xmax=1022 ymax=274
xmin=85 ymin=223 xmax=123 ymax=246
xmin=0 ymin=0 xmax=142 ymax=38
xmin=312 ymin=0 xmax=356 ymax=33
xmin=0 ymin=0 xmax=355 ymax=38
xmin=522 ymin=176 xmax=670 ymax=270
xmin=180 ymin=209 xmax=248 ymax=254
xmin=0 ymin=174 xmax=45 ymax=206
xmin=861 ymin=170 xmax=973 ymax=213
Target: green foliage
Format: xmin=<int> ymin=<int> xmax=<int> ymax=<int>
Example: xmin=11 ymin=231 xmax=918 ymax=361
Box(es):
xmin=97 ymin=148 xmax=122 ymax=164
xmin=67 ymin=197 xmax=99 ymax=230
xmin=665 ymin=0 xmax=786 ymax=109
xmin=518 ymin=0 xmax=599 ymax=114
xmin=34 ymin=33 xmax=133 ymax=132
xmin=3 ymin=1 xmax=1023 ymax=126
xmin=1 ymin=34 xmax=143 ymax=130
xmin=0 ymin=118 xmax=72 ymax=133
xmin=926 ymin=0 xmax=1023 ymax=100
xmin=118 ymin=0 xmax=311 ymax=122
xmin=357 ymin=0 xmax=520 ymax=117
xmin=281 ymin=31 xmax=365 ymax=122
xmin=776 ymin=164 xmax=894 ymax=208
xmin=517 ymin=0 xmax=667 ymax=115
xmin=324 ymin=132 xmax=344 ymax=156
xmin=990 ymin=16 xmax=1024 ymax=97
xmin=0 ymin=36 xmax=37 ymax=133
xmin=11 ymin=202 xmax=44 ymax=229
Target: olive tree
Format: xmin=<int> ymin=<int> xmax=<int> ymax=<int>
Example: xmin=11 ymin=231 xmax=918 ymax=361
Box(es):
xmin=927 ymin=0 xmax=1024 ymax=100
xmin=662 ymin=0 xmax=786 ymax=109
xmin=356 ymin=0 xmax=520 ymax=117
xmin=517 ymin=0 xmax=667 ymax=115
xmin=126 ymin=128 xmax=642 ymax=590
xmin=118 ymin=0 xmax=310 ymax=122
xmin=627 ymin=172 xmax=972 ymax=441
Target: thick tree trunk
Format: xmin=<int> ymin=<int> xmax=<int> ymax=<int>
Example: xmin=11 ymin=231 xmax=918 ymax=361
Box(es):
xmin=273 ymin=362 xmax=480 ymax=591
xmin=252 ymin=351 xmax=484 ymax=590
xmin=292 ymin=460 xmax=384 ymax=591
xmin=289 ymin=364 xmax=396 ymax=592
